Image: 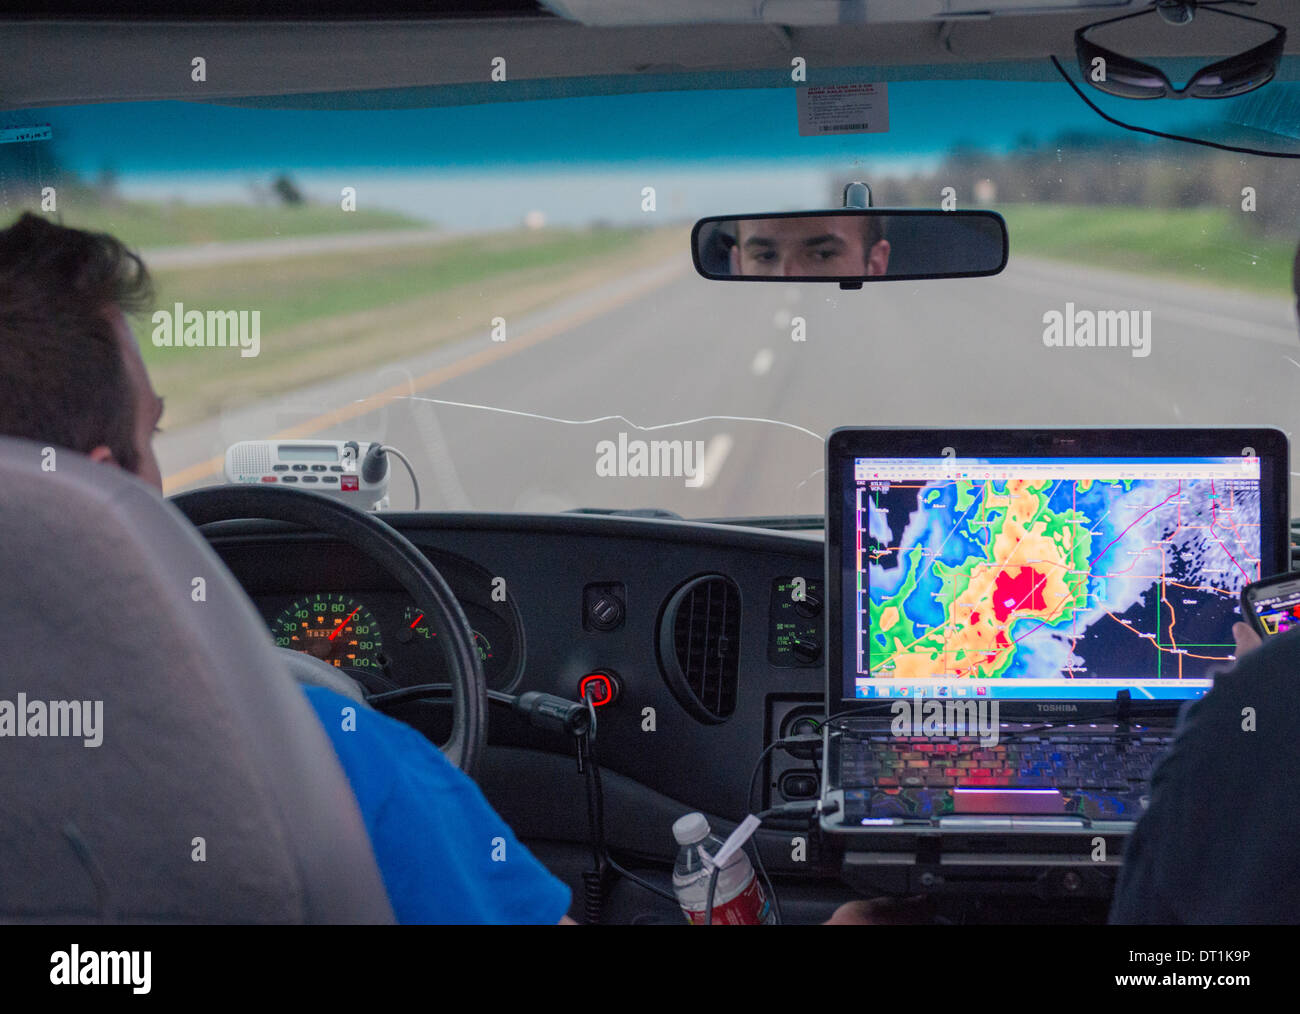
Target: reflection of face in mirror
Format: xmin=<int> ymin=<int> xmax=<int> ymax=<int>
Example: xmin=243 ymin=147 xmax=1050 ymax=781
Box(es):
xmin=729 ymin=215 xmax=890 ymax=277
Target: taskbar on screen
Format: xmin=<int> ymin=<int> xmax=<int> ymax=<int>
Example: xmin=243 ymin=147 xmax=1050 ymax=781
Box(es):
xmin=851 ymin=679 xmax=1212 ymax=701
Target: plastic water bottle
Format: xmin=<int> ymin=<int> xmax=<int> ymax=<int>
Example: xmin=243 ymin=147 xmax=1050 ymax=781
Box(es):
xmin=671 ymin=812 xmax=773 ymax=925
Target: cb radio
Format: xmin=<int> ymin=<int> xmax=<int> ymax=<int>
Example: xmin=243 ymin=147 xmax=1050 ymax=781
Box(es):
xmin=223 ymin=439 xmax=390 ymax=509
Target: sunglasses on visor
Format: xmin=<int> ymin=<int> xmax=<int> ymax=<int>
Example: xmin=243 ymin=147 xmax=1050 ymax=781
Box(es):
xmin=1075 ymin=3 xmax=1286 ymax=100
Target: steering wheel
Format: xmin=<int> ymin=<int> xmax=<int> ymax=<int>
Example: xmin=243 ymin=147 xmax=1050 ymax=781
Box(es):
xmin=171 ymin=485 xmax=487 ymax=777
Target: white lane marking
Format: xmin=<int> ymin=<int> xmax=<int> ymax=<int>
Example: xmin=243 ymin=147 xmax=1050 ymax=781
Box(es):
xmin=751 ymin=348 xmax=774 ymax=375
xmin=684 ymin=434 xmax=734 ymax=489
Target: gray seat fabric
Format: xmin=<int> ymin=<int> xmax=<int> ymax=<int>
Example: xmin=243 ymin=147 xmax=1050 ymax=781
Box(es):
xmin=0 ymin=437 xmax=395 ymax=923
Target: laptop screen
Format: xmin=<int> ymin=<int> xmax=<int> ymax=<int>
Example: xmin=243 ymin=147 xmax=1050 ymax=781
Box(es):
xmin=827 ymin=429 xmax=1290 ymax=706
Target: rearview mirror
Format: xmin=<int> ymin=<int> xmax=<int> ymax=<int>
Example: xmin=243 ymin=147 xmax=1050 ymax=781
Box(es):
xmin=691 ymin=209 xmax=1008 ymax=284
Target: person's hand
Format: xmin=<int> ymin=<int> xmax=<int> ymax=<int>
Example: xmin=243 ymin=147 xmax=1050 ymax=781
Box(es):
xmin=1232 ymin=621 xmax=1263 ymax=661
xmin=822 ymin=895 xmax=934 ymax=925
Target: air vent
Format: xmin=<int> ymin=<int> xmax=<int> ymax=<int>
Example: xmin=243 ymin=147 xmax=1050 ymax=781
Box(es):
xmin=657 ymin=574 xmax=741 ymax=724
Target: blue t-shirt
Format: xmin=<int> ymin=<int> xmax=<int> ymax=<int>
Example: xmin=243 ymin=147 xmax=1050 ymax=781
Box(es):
xmin=302 ymin=685 xmax=571 ymax=924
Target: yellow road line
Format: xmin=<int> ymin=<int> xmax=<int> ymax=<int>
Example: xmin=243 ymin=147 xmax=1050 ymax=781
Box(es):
xmin=163 ymin=259 xmax=687 ymax=493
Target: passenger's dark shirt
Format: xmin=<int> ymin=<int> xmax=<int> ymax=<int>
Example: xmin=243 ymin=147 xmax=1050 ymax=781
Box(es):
xmin=1110 ymin=626 xmax=1300 ymax=923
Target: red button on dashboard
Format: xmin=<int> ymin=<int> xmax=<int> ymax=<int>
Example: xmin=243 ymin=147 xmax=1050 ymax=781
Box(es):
xmin=579 ymin=672 xmax=617 ymax=707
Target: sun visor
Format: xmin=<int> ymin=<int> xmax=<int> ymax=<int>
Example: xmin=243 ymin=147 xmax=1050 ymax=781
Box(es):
xmin=540 ymin=0 xmax=1133 ymax=28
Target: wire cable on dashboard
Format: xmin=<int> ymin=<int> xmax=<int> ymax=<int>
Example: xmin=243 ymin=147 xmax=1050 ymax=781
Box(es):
xmin=380 ymin=444 xmax=421 ymax=509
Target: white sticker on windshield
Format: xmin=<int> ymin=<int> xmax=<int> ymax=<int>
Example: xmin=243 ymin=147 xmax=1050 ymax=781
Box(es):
xmin=795 ymin=84 xmax=889 ymax=136
xmin=0 ymin=123 xmax=52 ymax=145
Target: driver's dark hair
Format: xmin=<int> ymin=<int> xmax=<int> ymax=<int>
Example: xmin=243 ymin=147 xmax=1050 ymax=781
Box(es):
xmin=1293 ymin=237 xmax=1299 ymax=306
xmin=0 ymin=212 xmax=152 ymax=472
xmin=861 ymin=214 xmax=886 ymax=251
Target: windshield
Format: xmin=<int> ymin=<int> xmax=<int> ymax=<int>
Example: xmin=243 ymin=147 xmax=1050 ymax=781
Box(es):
xmin=5 ymin=67 xmax=1299 ymax=518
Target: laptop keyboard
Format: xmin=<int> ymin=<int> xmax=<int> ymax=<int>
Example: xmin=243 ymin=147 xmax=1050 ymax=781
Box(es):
xmin=837 ymin=731 xmax=1174 ymax=791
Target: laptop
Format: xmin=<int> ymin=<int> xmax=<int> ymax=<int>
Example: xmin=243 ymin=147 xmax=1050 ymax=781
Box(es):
xmin=819 ymin=426 xmax=1289 ymax=841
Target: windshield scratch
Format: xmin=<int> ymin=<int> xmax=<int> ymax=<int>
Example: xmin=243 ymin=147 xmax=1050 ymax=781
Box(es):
xmin=377 ymin=395 xmax=826 ymax=441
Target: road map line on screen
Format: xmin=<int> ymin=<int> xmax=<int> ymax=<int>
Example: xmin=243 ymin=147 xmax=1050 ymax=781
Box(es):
xmin=856 ymin=457 xmax=1261 ymax=688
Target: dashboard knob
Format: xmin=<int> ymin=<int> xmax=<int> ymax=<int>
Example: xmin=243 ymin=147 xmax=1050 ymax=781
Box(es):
xmin=793 ymin=590 xmax=822 ymax=618
xmin=790 ymin=634 xmax=821 ymax=663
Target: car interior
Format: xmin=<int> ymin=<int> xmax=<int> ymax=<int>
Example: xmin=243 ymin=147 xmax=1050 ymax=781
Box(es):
xmin=2 ymin=0 xmax=1299 ymax=929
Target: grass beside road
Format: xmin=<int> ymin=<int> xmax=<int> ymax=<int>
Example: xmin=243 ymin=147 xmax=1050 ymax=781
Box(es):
xmin=142 ymin=224 xmax=681 ymax=428
xmin=18 ymin=198 xmax=424 ymax=250
xmin=141 ymin=226 xmax=647 ymax=357
xmin=1001 ymin=203 xmax=1297 ymax=295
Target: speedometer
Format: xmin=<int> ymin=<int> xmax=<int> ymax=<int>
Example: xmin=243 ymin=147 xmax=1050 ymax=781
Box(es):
xmin=271 ymin=594 xmax=384 ymax=671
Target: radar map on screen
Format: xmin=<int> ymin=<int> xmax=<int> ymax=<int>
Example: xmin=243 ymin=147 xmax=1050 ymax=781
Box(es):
xmin=859 ymin=459 xmax=1260 ymax=684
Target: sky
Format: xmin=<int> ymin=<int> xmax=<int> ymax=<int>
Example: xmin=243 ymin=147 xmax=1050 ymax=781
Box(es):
xmin=8 ymin=75 xmax=1298 ymax=230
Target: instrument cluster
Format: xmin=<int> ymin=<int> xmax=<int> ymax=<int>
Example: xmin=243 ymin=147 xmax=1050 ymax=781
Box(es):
xmin=260 ymin=589 xmax=519 ymax=691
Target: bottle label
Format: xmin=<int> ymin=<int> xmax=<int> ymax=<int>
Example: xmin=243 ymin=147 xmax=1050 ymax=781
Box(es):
xmin=683 ymin=875 xmax=771 ymax=925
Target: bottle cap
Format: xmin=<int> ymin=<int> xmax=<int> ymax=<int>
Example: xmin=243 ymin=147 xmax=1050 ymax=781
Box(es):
xmin=672 ymin=811 xmax=710 ymax=845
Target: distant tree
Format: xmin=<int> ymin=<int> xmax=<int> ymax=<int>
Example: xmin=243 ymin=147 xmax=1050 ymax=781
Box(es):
xmin=271 ymin=173 xmax=305 ymax=206
xmin=94 ymin=164 xmax=120 ymax=204
xmin=821 ymin=127 xmax=1294 ymax=217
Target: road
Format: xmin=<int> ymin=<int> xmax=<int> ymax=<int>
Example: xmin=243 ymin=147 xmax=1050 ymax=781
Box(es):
xmin=158 ymin=253 xmax=1300 ymax=519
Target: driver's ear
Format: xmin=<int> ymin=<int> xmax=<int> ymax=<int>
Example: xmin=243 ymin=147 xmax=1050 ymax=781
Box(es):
xmin=868 ymin=239 xmax=890 ymax=277
xmin=88 ymin=445 xmax=121 ymax=467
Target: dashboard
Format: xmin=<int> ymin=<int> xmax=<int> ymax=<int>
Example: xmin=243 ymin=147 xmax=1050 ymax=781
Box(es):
xmin=204 ymin=512 xmax=827 ymax=872
xmin=200 ymin=510 xmax=1146 ymax=922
